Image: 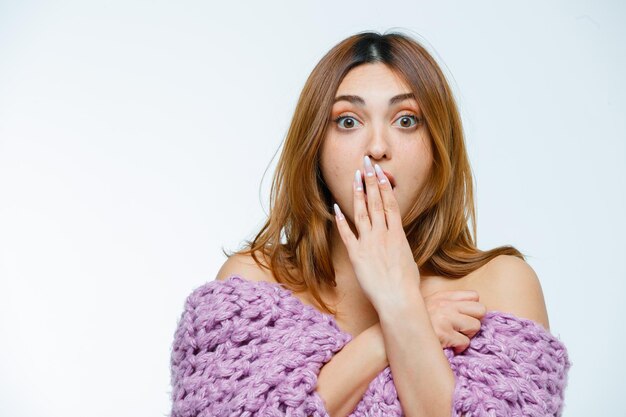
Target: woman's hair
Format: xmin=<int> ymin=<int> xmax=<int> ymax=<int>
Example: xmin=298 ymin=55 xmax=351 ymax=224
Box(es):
xmin=223 ymin=29 xmax=526 ymax=315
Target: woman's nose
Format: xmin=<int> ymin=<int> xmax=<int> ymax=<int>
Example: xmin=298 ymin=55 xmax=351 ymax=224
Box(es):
xmin=365 ymin=126 xmax=390 ymax=158
xmin=366 ymin=138 xmax=389 ymax=161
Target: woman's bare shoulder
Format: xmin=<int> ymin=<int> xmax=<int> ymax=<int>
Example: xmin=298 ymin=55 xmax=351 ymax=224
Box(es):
xmin=215 ymin=251 xmax=278 ymax=284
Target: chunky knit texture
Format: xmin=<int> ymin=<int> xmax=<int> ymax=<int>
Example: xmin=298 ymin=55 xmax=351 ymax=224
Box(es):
xmin=170 ymin=275 xmax=571 ymax=417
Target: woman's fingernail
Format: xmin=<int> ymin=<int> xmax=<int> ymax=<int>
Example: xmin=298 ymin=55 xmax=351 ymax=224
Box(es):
xmin=363 ymin=156 xmax=375 ymax=177
xmin=374 ymin=164 xmax=388 ymax=185
xmin=354 ymin=169 xmax=363 ymax=192
xmin=333 ymin=203 xmax=344 ymax=220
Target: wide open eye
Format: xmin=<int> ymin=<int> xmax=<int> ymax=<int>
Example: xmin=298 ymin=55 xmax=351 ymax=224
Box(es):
xmin=393 ymin=113 xmax=423 ymax=129
xmin=332 ymin=113 xmax=424 ymax=131
xmin=333 ymin=115 xmax=362 ymax=130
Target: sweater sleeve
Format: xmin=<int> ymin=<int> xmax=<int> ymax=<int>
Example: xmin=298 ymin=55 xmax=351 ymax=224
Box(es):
xmin=169 ymin=277 xmax=352 ymax=417
xmin=443 ymin=311 xmax=572 ymax=417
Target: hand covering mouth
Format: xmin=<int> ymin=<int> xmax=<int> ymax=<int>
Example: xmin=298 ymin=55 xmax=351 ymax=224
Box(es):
xmin=361 ymin=170 xmax=396 ymax=193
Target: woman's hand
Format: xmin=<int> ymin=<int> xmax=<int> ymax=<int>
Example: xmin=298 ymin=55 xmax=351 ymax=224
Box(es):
xmin=423 ymin=290 xmax=487 ymax=354
xmin=333 ymin=155 xmax=420 ymax=311
xmin=363 ymin=288 xmax=486 ymax=358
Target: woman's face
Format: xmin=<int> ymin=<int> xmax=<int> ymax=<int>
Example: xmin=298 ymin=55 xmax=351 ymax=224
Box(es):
xmin=320 ymin=62 xmax=433 ymax=229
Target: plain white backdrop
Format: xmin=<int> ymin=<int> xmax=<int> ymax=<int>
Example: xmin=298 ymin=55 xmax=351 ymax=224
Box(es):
xmin=1 ymin=1 xmax=624 ymax=416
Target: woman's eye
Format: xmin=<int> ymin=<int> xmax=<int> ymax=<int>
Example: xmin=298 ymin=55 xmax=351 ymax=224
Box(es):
xmin=393 ymin=114 xmax=421 ymax=128
xmin=333 ymin=115 xmax=361 ymax=130
xmin=332 ymin=114 xmax=422 ymax=130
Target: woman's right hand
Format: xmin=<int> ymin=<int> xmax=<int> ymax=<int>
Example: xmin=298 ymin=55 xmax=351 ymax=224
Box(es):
xmin=422 ymin=290 xmax=487 ymax=354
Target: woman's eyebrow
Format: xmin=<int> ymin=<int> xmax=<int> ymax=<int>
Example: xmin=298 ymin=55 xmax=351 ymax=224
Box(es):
xmin=333 ymin=93 xmax=416 ymax=107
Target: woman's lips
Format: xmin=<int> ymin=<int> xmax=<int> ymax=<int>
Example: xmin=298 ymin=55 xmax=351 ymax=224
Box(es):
xmin=361 ymin=170 xmax=396 ymax=189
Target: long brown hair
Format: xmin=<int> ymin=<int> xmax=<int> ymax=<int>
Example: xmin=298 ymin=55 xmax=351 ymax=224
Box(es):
xmin=223 ymin=30 xmax=526 ymax=315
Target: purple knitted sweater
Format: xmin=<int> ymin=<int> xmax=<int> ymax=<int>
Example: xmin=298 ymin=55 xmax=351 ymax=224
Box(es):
xmin=170 ymin=275 xmax=571 ymax=416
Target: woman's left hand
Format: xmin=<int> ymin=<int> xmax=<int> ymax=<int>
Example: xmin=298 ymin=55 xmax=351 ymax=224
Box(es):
xmin=333 ymin=156 xmax=421 ymax=311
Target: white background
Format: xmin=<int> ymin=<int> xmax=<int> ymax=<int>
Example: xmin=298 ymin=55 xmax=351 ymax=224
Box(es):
xmin=1 ymin=1 xmax=624 ymax=416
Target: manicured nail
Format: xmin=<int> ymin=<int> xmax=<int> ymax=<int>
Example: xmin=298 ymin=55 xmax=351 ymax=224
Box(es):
xmin=363 ymin=156 xmax=375 ymax=177
xmin=374 ymin=164 xmax=388 ymax=185
xmin=354 ymin=169 xmax=363 ymax=192
xmin=333 ymin=203 xmax=344 ymax=220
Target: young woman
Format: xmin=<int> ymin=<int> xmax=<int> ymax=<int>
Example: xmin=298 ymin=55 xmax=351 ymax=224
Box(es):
xmin=170 ymin=31 xmax=571 ymax=417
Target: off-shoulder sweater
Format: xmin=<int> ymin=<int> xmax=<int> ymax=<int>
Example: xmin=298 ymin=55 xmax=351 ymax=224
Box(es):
xmin=169 ymin=275 xmax=572 ymax=416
